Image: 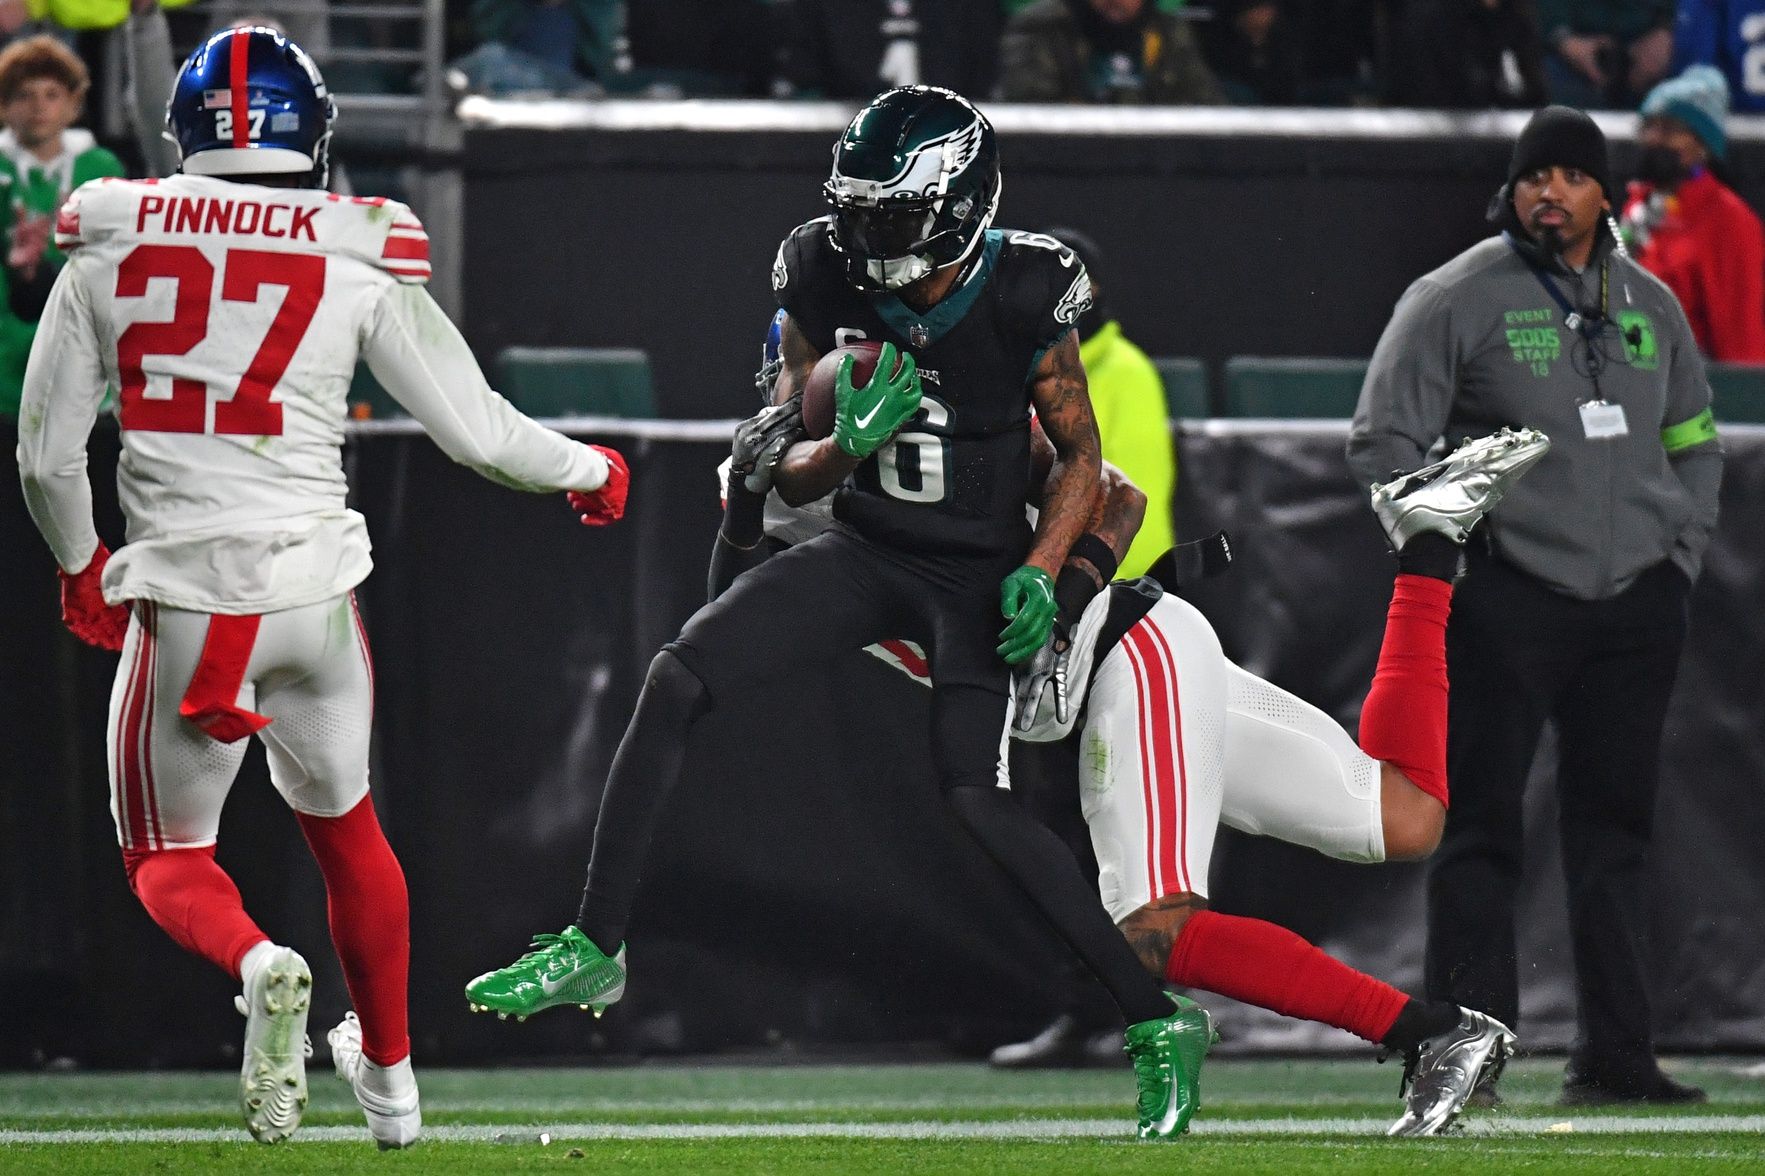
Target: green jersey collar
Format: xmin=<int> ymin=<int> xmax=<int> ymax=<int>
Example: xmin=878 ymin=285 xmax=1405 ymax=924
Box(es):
xmin=869 ymin=228 xmax=1003 ymax=349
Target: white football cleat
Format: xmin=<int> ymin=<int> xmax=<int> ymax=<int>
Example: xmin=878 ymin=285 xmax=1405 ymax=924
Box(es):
xmin=235 ymin=945 xmax=313 ymax=1144
xmin=328 ymin=1011 xmax=422 ymax=1149
xmin=1370 ymin=427 xmax=1551 ymax=550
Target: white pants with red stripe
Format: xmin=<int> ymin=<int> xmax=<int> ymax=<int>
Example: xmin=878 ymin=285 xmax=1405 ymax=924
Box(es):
xmin=107 ymin=594 xmax=375 ymax=850
xmin=1081 ymin=595 xmax=1384 ymax=923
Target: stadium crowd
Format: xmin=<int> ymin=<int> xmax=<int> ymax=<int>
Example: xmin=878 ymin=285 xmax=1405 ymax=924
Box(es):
xmin=452 ymin=0 xmax=1764 ymax=112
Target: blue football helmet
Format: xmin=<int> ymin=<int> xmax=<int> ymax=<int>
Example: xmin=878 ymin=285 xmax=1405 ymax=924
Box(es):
xmin=166 ymin=27 xmax=336 ymax=186
xmin=755 ymin=308 xmax=786 ymax=405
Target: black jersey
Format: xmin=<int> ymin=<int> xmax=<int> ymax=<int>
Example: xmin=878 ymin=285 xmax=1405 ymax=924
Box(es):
xmin=773 ymin=218 xmax=1091 ymax=559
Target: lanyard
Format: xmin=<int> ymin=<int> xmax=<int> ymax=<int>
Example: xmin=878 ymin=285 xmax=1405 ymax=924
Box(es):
xmin=1504 ymin=232 xmax=1607 ymax=338
xmin=1504 ymin=232 xmax=1614 ymax=401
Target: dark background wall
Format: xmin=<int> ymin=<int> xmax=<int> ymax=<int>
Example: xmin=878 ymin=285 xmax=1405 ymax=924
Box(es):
xmin=6 ymin=122 xmax=1764 ymax=1068
xmin=460 ymin=122 xmax=1765 ymax=418
xmin=5 ymin=421 xmax=1762 ymax=1068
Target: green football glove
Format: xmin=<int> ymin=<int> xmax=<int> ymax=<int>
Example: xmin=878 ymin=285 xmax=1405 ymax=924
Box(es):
xmin=998 ymin=566 xmax=1057 ymax=665
xmin=834 ymin=341 xmax=922 ymax=459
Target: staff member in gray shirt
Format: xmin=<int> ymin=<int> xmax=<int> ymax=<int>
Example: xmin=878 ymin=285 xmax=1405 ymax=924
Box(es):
xmin=1348 ymin=106 xmax=1721 ymax=1106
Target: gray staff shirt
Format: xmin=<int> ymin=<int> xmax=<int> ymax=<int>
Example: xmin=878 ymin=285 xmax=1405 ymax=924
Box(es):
xmin=1348 ymin=233 xmax=1723 ymax=601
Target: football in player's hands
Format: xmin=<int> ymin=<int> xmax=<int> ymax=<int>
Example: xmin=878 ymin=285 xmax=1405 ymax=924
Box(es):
xmin=801 ymin=341 xmax=883 ymax=440
xmin=567 ymin=445 xmax=630 ymax=526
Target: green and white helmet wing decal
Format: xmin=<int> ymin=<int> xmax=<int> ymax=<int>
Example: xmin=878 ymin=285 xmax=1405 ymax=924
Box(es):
xmin=823 ymin=86 xmax=1002 ymax=291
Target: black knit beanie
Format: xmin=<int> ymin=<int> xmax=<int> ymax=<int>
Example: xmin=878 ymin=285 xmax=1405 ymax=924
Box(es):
xmin=1505 ymin=106 xmax=1613 ymax=202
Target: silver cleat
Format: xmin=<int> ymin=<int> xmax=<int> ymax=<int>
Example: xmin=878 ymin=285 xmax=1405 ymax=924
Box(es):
xmin=1370 ymin=427 xmax=1551 ymax=550
xmin=1388 ymin=1008 xmax=1517 ymax=1137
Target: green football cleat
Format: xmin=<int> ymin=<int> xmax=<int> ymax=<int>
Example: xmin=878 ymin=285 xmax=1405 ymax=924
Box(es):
xmin=1123 ymin=994 xmax=1216 ymax=1139
xmin=464 ymin=926 xmax=626 ymax=1019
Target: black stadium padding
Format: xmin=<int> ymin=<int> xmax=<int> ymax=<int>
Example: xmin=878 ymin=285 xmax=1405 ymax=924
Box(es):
xmin=4 ymin=419 xmax=1762 ymax=1067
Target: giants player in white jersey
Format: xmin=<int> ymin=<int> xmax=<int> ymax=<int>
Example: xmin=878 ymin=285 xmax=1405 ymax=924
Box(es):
xmin=722 ymin=323 xmax=1551 ymax=1134
xmin=14 ymin=28 xmax=626 ymax=1147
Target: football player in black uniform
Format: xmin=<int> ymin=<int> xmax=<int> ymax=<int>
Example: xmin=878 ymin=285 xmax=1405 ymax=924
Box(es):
xmin=466 ymin=86 xmax=1213 ymax=1139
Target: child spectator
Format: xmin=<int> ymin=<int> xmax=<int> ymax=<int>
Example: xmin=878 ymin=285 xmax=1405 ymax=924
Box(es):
xmin=0 ymin=34 xmax=123 ymax=420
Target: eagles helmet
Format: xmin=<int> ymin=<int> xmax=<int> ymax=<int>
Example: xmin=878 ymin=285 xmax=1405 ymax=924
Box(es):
xmin=167 ymin=27 xmax=336 ymax=186
xmin=824 ymin=86 xmax=1001 ymax=292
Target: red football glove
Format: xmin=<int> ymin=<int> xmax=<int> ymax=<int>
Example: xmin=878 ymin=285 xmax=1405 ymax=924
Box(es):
xmin=59 ymin=543 xmax=130 ymax=652
xmin=566 ymin=445 xmax=630 ymax=527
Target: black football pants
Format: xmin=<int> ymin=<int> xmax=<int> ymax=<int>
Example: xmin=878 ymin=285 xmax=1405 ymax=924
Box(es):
xmin=577 ymin=527 xmax=1173 ymax=1023
xmin=1424 ymin=545 xmax=1691 ymax=1084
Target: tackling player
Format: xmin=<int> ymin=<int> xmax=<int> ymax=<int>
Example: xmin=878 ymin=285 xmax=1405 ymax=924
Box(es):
xmin=1008 ymin=427 xmax=1549 ymax=1137
xmin=724 ymin=315 xmax=1550 ymax=1136
xmin=468 ymin=86 xmax=1216 ymax=1139
xmin=15 ymin=28 xmax=627 ymax=1147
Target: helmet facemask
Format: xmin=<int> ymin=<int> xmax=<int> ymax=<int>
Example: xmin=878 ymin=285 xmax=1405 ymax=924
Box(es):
xmin=823 ymin=87 xmax=1001 ymax=292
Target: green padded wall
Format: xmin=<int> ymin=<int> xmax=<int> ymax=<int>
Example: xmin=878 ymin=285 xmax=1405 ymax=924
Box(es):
xmin=1151 ymin=357 xmax=1212 ymax=418
xmin=1223 ymin=356 xmax=1369 ymax=418
xmin=1707 ymin=363 xmax=1765 ymax=424
xmin=495 ymin=347 xmax=657 ymax=418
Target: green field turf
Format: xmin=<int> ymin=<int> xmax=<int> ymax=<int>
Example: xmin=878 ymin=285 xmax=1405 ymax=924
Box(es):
xmin=3 ymin=1057 xmax=1763 ymax=1173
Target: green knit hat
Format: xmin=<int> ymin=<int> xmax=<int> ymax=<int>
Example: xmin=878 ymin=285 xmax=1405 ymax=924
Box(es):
xmin=1641 ymin=65 xmax=1729 ymax=160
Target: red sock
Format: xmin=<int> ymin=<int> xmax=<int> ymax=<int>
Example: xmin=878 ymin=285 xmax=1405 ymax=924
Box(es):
xmin=1165 ymin=909 xmax=1410 ymax=1044
xmin=296 ymin=796 xmax=411 ymax=1066
xmin=1357 ymin=574 xmax=1452 ymax=806
xmin=122 ymin=846 xmax=269 ymax=980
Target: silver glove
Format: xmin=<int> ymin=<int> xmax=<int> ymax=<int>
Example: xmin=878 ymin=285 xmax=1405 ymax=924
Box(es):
xmin=1013 ymin=630 xmax=1074 ymax=733
xmin=731 ymin=395 xmax=804 ymax=495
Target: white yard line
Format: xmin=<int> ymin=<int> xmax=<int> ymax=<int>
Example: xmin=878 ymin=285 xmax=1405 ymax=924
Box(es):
xmin=4 ymin=1114 xmax=1764 ymax=1145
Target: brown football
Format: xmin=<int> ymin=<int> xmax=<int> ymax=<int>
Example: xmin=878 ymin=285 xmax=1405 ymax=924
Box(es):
xmin=801 ymin=341 xmax=886 ymax=440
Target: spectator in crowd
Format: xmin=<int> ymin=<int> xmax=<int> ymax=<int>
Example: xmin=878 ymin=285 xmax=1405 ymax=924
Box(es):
xmin=0 ymin=34 xmax=122 ymax=420
xmin=997 ymin=0 xmax=1223 ymax=104
xmin=1349 ymin=106 xmax=1721 ymax=1106
xmin=1621 ymin=65 xmax=1765 ymax=361
xmin=625 ymin=0 xmax=777 ymax=96
xmin=1537 ymin=0 xmax=1674 ymax=108
xmin=1672 ymin=0 xmax=1765 ymax=112
xmin=464 ymin=0 xmax=626 ymax=92
xmin=1287 ymin=0 xmax=1383 ymax=104
xmin=1195 ymin=1 xmax=1301 ymax=105
xmin=1388 ymin=0 xmax=1548 ymax=109
xmin=777 ymin=0 xmax=1002 ymax=101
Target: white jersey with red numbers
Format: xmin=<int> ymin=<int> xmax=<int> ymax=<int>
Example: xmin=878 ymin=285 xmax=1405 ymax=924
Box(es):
xmin=16 ymin=173 xmax=609 ymax=614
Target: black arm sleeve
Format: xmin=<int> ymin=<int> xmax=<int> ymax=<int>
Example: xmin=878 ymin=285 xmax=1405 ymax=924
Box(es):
xmin=707 ymin=468 xmax=770 ymax=602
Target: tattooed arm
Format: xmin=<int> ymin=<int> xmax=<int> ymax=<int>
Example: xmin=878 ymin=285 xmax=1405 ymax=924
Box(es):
xmin=1028 ymin=425 xmax=1146 ymax=581
xmin=1024 ymin=330 xmax=1103 ymax=578
xmin=770 ymin=314 xmax=865 ymax=507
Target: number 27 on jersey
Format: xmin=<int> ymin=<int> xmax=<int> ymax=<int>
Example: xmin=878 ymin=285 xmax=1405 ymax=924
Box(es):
xmin=115 ymin=243 xmax=324 ymax=437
